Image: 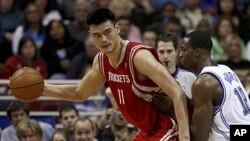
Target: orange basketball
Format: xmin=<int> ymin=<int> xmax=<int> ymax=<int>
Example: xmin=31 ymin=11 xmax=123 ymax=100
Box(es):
xmin=9 ymin=67 xmax=44 ymax=103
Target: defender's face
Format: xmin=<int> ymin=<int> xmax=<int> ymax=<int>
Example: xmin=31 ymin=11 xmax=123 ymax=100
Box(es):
xmin=180 ymin=38 xmax=195 ymax=69
xmin=89 ymin=21 xmax=120 ymax=54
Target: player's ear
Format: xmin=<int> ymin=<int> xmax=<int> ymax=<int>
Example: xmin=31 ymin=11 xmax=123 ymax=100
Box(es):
xmin=195 ymin=48 xmax=202 ymax=56
xmin=115 ymin=23 xmax=120 ymax=33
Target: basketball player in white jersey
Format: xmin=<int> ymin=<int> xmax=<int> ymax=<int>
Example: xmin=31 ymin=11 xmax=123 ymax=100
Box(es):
xmin=180 ymin=30 xmax=250 ymax=141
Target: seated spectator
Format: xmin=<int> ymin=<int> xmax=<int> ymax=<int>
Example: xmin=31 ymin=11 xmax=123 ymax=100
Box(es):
xmin=74 ymin=117 xmax=97 ymax=141
xmin=40 ymin=20 xmax=83 ymax=79
xmin=218 ymin=34 xmax=249 ymax=82
xmin=1 ymin=101 xmax=55 ymax=141
xmin=0 ymin=0 xmax=23 ymax=64
xmin=0 ymin=36 xmax=48 ymax=79
xmin=66 ymin=0 xmax=90 ymax=43
xmin=216 ymin=0 xmax=239 ymax=26
xmin=116 ymin=16 xmax=139 ymax=42
xmin=67 ymin=35 xmax=98 ymax=79
xmin=100 ymin=110 xmax=137 ymax=141
xmin=59 ymin=105 xmax=79 ymax=141
xmin=51 ymin=128 xmax=70 ymax=141
xmin=141 ymin=27 xmax=158 ymax=48
xmin=211 ymin=17 xmax=236 ymax=61
xmin=238 ymin=2 xmax=250 ymax=44
xmin=16 ymin=119 xmax=42 ymax=141
xmin=163 ymin=16 xmax=184 ymax=38
xmin=12 ymin=3 xmax=45 ymax=54
xmin=109 ymin=0 xmax=142 ymax=42
xmin=33 ymin=0 xmax=62 ymax=26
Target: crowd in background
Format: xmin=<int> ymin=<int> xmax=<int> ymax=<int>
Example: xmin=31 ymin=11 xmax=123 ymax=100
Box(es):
xmin=1 ymin=0 xmax=250 ymax=140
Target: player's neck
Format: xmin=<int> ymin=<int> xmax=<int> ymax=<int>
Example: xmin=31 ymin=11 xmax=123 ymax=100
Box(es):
xmin=195 ymin=57 xmax=214 ymax=75
xmin=108 ymin=38 xmax=126 ymax=67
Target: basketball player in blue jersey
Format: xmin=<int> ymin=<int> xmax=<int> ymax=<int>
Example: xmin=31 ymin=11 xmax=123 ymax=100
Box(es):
xmin=180 ymin=30 xmax=250 ymax=141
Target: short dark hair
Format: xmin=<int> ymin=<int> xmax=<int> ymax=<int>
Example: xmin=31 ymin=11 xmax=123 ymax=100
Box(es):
xmin=59 ymin=105 xmax=79 ymax=118
xmin=86 ymin=8 xmax=115 ymax=27
xmin=185 ymin=30 xmax=212 ymax=54
xmin=7 ymin=101 xmax=29 ymax=120
xmin=155 ymin=34 xmax=178 ymax=50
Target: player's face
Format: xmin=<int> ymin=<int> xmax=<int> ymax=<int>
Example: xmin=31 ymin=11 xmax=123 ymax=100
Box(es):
xmin=180 ymin=38 xmax=195 ymax=69
xmin=60 ymin=110 xmax=78 ymax=132
xmin=74 ymin=121 xmax=95 ymax=141
xmin=89 ymin=20 xmax=120 ymax=54
xmin=157 ymin=41 xmax=177 ymax=69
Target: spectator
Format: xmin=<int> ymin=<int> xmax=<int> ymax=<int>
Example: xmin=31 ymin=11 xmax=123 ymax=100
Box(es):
xmin=141 ymin=27 xmax=158 ymax=48
xmin=109 ymin=0 xmax=142 ymax=42
xmin=0 ymin=36 xmax=48 ymax=79
xmin=33 ymin=0 xmax=62 ymax=26
xmin=0 ymin=0 xmax=23 ymax=64
xmin=40 ymin=20 xmax=83 ymax=79
xmin=116 ymin=16 xmax=141 ymax=42
xmin=66 ymin=0 xmax=91 ymax=43
xmin=218 ymin=34 xmax=249 ymax=82
xmin=67 ymin=35 xmax=98 ymax=79
xmin=12 ymin=3 xmax=45 ymax=54
xmin=163 ymin=16 xmax=184 ymax=38
xmin=211 ymin=17 xmax=236 ymax=61
xmin=177 ymin=0 xmax=212 ymax=33
xmin=148 ymin=2 xmax=178 ymax=33
xmin=92 ymin=0 xmax=112 ymax=9
xmin=51 ymin=128 xmax=70 ymax=141
xmin=16 ymin=119 xmax=42 ymax=141
xmin=59 ymin=105 xmax=79 ymax=141
xmin=238 ymin=2 xmax=250 ymax=44
xmin=101 ymin=110 xmax=137 ymax=141
xmin=74 ymin=117 xmax=97 ymax=141
xmin=216 ymin=0 xmax=239 ymax=26
xmin=196 ymin=18 xmax=212 ymax=34
xmin=1 ymin=101 xmax=54 ymax=141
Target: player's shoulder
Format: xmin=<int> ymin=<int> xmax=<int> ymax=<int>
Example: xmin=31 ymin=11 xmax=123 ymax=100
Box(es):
xmin=194 ymin=73 xmax=219 ymax=91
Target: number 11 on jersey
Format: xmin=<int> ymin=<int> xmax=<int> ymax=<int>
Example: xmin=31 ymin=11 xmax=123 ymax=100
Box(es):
xmin=118 ymin=89 xmax=125 ymax=105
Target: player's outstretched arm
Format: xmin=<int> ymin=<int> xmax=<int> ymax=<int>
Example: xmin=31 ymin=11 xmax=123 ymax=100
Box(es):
xmin=43 ymin=55 xmax=106 ymax=102
xmin=191 ymin=74 xmax=214 ymax=141
xmin=133 ymin=49 xmax=190 ymax=141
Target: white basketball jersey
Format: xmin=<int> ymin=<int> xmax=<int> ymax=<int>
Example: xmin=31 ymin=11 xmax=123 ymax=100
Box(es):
xmin=200 ymin=65 xmax=250 ymax=141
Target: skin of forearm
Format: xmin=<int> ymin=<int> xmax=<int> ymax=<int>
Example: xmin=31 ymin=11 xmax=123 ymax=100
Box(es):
xmin=43 ymin=84 xmax=85 ymax=102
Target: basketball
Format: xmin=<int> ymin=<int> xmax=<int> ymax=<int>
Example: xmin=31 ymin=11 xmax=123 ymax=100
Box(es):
xmin=9 ymin=67 xmax=44 ymax=103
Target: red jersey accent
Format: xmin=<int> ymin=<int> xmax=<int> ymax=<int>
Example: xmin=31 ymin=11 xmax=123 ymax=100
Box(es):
xmin=99 ymin=41 xmax=176 ymax=136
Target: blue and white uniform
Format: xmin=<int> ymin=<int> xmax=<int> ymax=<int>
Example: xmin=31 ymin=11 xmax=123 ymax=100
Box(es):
xmin=200 ymin=64 xmax=250 ymax=141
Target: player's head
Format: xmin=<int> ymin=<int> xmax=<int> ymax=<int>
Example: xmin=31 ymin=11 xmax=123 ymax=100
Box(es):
xmin=155 ymin=34 xmax=178 ymax=69
xmin=180 ymin=30 xmax=212 ymax=70
xmin=86 ymin=8 xmax=121 ymax=54
xmin=7 ymin=101 xmax=30 ymax=126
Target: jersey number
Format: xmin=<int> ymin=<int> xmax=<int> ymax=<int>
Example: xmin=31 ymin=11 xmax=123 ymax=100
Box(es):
xmin=234 ymin=86 xmax=250 ymax=116
xmin=118 ymin=89 xmax=125 ymax=105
